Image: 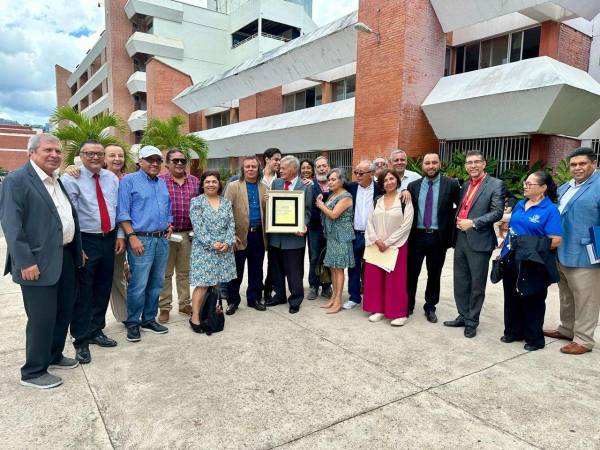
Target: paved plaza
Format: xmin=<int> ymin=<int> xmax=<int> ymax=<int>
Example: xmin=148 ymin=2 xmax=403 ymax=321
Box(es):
xmin=0 ymin=237 xmax=599 ymax=449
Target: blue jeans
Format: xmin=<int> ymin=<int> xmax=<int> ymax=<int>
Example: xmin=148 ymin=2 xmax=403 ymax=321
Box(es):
xmin=125 ymin=236 xmax=169 ymax=327
xmin=308 ymin=227 xmax=331 ymax=289
xmin=347 ymin=231 xmax=365 ymax=303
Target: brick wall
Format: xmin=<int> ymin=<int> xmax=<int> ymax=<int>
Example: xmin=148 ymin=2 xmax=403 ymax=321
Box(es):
xmin=55 ymin=65 xmax=72 ymax=108
xmin=540 ymin=21 xmax=591 ymax=71
xmin=146 ymin=59 xmax=193 ymax=134
xmin=239 ymin=87 xmax=282 ymax=122
xmin=530 ymin=134 xmax=581 ymax=169
xmin=353 ymin=0 xmax=445 ymax=169
xmin=0 ymin=151 xmax=28 ymax=171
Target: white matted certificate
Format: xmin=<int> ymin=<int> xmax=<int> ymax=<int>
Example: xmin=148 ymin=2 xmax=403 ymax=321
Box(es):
xmin=265 ymin=190 xmax=305 ymax=233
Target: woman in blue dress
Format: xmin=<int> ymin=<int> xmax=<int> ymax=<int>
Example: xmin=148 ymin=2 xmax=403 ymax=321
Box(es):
xmin=189 ymin=171 xmax=237 ymax=333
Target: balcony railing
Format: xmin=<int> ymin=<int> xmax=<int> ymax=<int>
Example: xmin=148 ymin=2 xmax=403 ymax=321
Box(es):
xmin=232 ymin=32 xmax=292 ymax=49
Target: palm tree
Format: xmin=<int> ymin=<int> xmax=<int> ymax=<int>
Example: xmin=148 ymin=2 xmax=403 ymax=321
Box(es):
xmin=140 ymin=115 xmax=208 ymax=168
xmin=50 ymin=105 xmax=131 ymax=166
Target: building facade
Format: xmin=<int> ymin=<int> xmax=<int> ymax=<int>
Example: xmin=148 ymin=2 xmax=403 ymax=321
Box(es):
xmin=0 ymin=124 xmax=42 ymax=171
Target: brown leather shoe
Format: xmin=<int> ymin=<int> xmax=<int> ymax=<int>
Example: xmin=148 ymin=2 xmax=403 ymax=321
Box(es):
xmin=543 ymin=330 xmax=571 ymax=340
xmin=157 ymin=310 xmax=170 ymax=324
xmin=560 ymin=342 xmax=592 ymax=355
xmin=179 ymin=305 xmax=192 ymax=315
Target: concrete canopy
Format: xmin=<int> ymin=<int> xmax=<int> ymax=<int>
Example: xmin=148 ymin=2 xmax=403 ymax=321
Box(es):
xmin=422 ymin=56 xmax=600 ymax=140
xmin=430 ymin=0 xmax=600 ymax=32
xmin=173 ymin=11 xmax=358 ymax=113
xmin=192 ymin=98 xmax=354 ymax=158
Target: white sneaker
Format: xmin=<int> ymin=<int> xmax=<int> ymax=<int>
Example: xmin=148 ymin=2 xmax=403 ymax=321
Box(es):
xmin=343 ymin=300 xmax=360 ymax=310
xmin=390 ymin=317 xmax=408 ymax=327
xmin=368 ymin=313 xmax=385 ymax=322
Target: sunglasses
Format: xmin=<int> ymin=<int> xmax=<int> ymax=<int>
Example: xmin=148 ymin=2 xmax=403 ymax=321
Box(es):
xmin=353 ymin=170 xmax=372 ymax=176
xmin=144 ymin=157 xmax=163 ymax=165
xmin=171 ymin=158 xmax=187 ymax=165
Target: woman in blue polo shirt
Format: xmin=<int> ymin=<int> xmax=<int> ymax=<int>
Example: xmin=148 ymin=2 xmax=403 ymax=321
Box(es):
xmin=500 ymin=171 xmax=562 ymax=351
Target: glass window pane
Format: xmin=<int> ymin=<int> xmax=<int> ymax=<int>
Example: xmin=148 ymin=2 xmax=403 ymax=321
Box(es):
xmin=522 ymin=27 xmax=540 ymax=60
xmin=315 ymin=85 xmax=322 ymax=106
xmin=491 ymin=35 xmax=509 ymax=66
xmin=345 ymin=75 xmax=356 ymax=99
xmin=510 ymin=32 xmax=523 ymax=62
xmin=283 ymin=94 xmax=295 ymax=112
xmin=455 ymin=46 xmax=465 ymax=74
xmin=222 ymin=111 xmax=230 ymax=126
xmin=464 ymin=43 xmax=479 ymax=72
xmin=333 ymin=80 xmax=345 ymax=101
xmin=306 ymin=88 xmax=315 ymax=108
xmin=295 ymin=91 xmax=306 ymax=110
xmin=480 ymin=40 xmax=492 ymax=69
xmin=444 ymin=47 xmax=451 ymax=76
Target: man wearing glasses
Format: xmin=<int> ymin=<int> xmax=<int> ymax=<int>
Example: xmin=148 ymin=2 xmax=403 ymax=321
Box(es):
xmin=373 ymin=157 xmax=387 ymax=181
xmin=117 ymin=146 xmax=173 ymax=343
xmin=157 ymin=149 xmax=200 ymax=324
xmin=444 ymin=150 xmax=504 ymax=338
xmin=346 ymin=160 xmax=382 ymax=309
xmin=61 ymin=140 xmax=122 ymax=364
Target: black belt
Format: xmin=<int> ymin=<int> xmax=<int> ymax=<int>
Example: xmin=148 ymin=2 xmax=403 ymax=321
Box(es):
xmin=137 ymin=230 xmax=168 ymax=238
xmin=416 ymin=228 xmax=438 ymax=234
xmin=82 ymin=228 xmax=117 ymax=238
xmin=249 ymin=225 xmax=262 ymax=233
xmin=173 ymin=228 xmax=192 ymax=233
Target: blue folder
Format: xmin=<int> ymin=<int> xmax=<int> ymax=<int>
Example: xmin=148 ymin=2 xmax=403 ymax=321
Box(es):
xmin=590 ymin=225 xmax=600 ymax=259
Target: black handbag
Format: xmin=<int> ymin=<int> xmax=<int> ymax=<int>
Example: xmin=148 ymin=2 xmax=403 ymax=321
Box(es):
xmin=199 ymin=287 xmax=225 ymax=335
xmin=315 ymin=248 xmax=331 ymax=284
xmin=490 ymin=255 xmax=505 ymax=284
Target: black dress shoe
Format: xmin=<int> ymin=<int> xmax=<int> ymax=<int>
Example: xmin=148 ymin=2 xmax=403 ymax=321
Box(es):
xmin=89 ymin=333 xmax=117 ymax=347
xmin=289 ymin=305 xmax=299 ymax=314
xmin=252 ymin=301 xmax=266 ymax=311
xmin=464 ymin=327 xmax=477 ymax=338
xmin=226 ymin=304 xmax=238 ymax=315
xmin=265 ymin=298 xmax=286 ymax=307
xmin=189 ymin=319 xmax=204 ymax=334
xmin=500 ymin=335 xmax=523 ymax=343
xmin=425 ymin=310 xmax=438 ymax=323
xmin=75 ymin=344 xmax=91 ymax=364
xmin=524 ymin=344 xmax=542 ymax=351
xmin=443 ymin=318 xmax=466 ymax=327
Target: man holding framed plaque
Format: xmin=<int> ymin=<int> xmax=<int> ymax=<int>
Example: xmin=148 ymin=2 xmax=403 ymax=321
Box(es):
xmin=265 ymin=155 xmax=312 ymax=314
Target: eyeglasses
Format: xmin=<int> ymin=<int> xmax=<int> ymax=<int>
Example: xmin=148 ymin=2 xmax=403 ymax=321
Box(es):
xmin=374 ymin=162 xmax=387 ymax=167
xmin=465 ymin=160 xmax=484 ymax=166
xmin=523 ymin=182 xmax=541 ymax=188
xmin=144 ymin=157 xmax=163 ymax=165
xmin=81 ymin=151 xmax=105 ymax=159
xmin=171 ymin=158 xmax=187 ymax=165
xmin=353 ymin=170 xmax=373 ymax=176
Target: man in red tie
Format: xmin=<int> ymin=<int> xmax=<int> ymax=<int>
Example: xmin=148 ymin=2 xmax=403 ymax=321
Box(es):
xmin=61 ymin=141 xmax=124 ymax=364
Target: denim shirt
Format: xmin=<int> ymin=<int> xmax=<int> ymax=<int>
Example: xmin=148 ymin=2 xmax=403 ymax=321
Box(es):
xmin=117 ymin=170 xmax=173 ymax=232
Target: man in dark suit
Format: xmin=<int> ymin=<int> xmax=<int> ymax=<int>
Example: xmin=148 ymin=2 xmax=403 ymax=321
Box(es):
xmin=407 ymin=153 xmax=460 ymax=323
xmin=444 ymin=150 xmax=505 ymax=338
xmin=266 ymin=155 xmax=312 ymax=314
xmin=0 ymin=134 xmax=83 ymax=389
xmin=346 ymin=160 xmax=383 ymax=309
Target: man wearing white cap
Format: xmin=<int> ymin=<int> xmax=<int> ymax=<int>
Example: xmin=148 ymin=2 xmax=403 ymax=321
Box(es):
xmin=116 ymin=145 xmax=173 ymax=343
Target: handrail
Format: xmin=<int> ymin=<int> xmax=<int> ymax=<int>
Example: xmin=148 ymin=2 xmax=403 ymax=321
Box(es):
xmin=231 ymin=32 xmax=292 ymax=49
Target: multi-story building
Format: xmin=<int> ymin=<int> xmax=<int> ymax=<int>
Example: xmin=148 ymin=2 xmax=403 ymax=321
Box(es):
xmin=55 ymin=0 xmax=316 ymax=145
xmin=171 ymin=0 xmax=600 ymax=174
xmin=0 ymin=124 xmax=42 ymax=171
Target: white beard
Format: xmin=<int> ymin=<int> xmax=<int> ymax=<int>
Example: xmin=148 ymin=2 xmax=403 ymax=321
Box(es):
xmin=316 ymin=175 xmax=328 ymax=182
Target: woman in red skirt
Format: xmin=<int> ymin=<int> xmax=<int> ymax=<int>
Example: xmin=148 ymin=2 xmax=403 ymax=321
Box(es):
xmin=363 ymin=169 xmax=414 ymax=326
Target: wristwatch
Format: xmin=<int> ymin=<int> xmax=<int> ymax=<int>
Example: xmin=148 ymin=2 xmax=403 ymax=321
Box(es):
xmin=125 ymin=231 xmax=137 ymax=240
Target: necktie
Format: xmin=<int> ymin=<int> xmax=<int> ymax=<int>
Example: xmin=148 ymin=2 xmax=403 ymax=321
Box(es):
xmin=423 ymin=180 xmax=433 ymax=229
xmin=93 ymin=173 xmax=111 ymax=233
xmin=284 ymin=181 xmax=291 ymax=191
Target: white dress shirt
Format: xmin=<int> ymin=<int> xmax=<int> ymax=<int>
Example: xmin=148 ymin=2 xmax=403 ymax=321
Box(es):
xmin=30 ymin=160 xmax=75 ymax=245
xmin=353 ymin=181 xmax=374 ymax=231
xmin=398 ymin=169 xmax=421 ymax=191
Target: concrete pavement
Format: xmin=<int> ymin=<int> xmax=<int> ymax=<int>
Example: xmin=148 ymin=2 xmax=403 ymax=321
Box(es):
xmin=0 ymin=238 xmax=599 ymax=449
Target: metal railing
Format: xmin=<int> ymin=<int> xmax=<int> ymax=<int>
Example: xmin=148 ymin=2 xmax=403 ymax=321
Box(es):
xmin=591 ymin=139 xmax=600 ymax=167
xmin=328 ymin=149 xmax=353 ymax=177
xmin=232 ymin=31 xmax=292 ymax=49
xmin=206 ymin=158 xmax=230 ymax=171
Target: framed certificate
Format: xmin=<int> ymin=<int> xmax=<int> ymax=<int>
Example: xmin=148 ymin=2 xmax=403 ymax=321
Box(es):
xmin=265 ymin=190 xmax=305 ymax=233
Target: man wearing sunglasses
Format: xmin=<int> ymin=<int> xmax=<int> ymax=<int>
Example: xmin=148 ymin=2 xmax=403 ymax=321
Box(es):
xmin=157 ymin=149 xmax=200 ymax=324
xmin=117 ymin=146 xmax=173 ymax=343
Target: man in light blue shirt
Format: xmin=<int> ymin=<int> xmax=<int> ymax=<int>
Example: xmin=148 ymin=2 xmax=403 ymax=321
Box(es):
xmin=117 ymin=145 xmax=173 ymax=343
xmin=62 ymin=140 xmax=122 ymax=364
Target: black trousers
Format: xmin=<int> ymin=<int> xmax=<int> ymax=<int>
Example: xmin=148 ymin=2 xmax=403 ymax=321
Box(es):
xmin=263 ymin=248 xmax=274 ymax=297
xmin=502 ymin=256 xmax=547 ymax=348
xmin=453 ymin=232 xmax=492 ymax=328
xmin=407 ymin=230 xmax=447 ymax=313
xmin=71 ymin=232 xmax=116 ymax=346
xmin=270 ymin=246 xmax=305 ymax=308
xmin=20 ymin=247 xmax=76 ymax=380
xmin=227 ymin=229 xmax=265 ymax=307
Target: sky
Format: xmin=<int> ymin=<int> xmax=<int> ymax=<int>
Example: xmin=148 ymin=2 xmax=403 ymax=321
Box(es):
xmin=0 ymin=0 xmax=358 ymax=126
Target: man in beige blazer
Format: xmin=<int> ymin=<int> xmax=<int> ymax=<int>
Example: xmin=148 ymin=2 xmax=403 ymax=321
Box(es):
xmin=224 ymin=156 xmax=268 ymax=315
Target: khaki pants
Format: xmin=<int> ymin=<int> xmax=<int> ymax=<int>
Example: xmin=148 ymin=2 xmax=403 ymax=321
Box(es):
xmin=159 ymin=232 xmax=192 ymax=311
xmin=557 ymin=263 xmax=600 ymax=349
xmin=109 ymin=251 xmax=128 ymax=322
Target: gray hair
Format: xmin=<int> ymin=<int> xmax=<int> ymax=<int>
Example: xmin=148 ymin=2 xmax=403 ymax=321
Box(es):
xmin=327 ymin=168 xmax=348 ymax=184
xmin=280 ymin=155 xmax=300 ymax=171
xmin=390 ymin=149 xmax=406 ymax=159
xmin=28 ymin=133 xmax=60 ymax=154
xmin=357 ymin=159 xmax=375 ymax=172
xmin=314 ymin=155 xmax=329 ymax=166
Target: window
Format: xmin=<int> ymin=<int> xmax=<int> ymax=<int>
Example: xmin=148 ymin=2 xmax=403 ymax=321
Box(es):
xmin=522 ymin=27 xmax=541 ymax=60
xmin=206 ymin=111 xmax=230 ymax=129
xmin=207 ymin=158 xmax=230 ymax=171
xmin=455 ymin=46 xmax=464 ymax=74
xmin=464 ymin=43 xmax=480 ymax=72
xmin=328 ymin=149 xmax=353 ymax=176
xmin=591 ymin=140 xmax=600 ymax=167
xmin=444 ymin=48 xmax=451 ymax=76
xmin=133 ymin=93 xmax=146 ymax=111
xmin=332 ymin=75 xmax=356 ymax=102
xmin=283 ymin=86 xmax=322 ymax=112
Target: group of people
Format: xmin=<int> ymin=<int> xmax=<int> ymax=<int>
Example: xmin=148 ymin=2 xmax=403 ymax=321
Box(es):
xmin=0 ymin=133 xmax=598 ymax=390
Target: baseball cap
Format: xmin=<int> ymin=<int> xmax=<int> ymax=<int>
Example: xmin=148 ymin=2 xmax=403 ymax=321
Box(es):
xmin=138 ymin=145 xmax=163 ymax=160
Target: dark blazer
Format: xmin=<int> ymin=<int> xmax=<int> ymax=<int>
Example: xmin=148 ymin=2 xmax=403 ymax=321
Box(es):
xmin=347 ymin=181 xmax=383 ymax=217
xmin=309 ymin=180 xmax=330 ymax=229
xmin=407 ymin=175 xmax=460 ymax=249
xmin=510 ymin=234 xmax=560 ymax=296
xmin=268 ymin=177 xmax=312 ymax=250
xmin=0 ymin=161 xmax=83 ymax=286
xmin=453 ymin=175 xmax=505 ymax=252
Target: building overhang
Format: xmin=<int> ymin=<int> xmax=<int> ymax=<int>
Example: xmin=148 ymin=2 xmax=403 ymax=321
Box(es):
xmin=126 ymin=71 xmax=147 ymax=94
xmin=173 ymin=11 xmax=359 ymax=113
xmin=430 ymin=0 xmax=600 ymax=32
xmin=125 ymin=32 xmax=184 ymax=59
xmin=128 ymin=110 xmax=148 ymax=132
xmin=422 ymin=56 xmax=600 ymax=140
xmin=81 ymin=94 xmax=109 ymax=118
xmin=68 ymin=63 xmax=108 ymax=107
xmin=124 ymin=0 xmax=183 ymax=23
xmin=193 ymin=98 xmax=355 ymax=158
